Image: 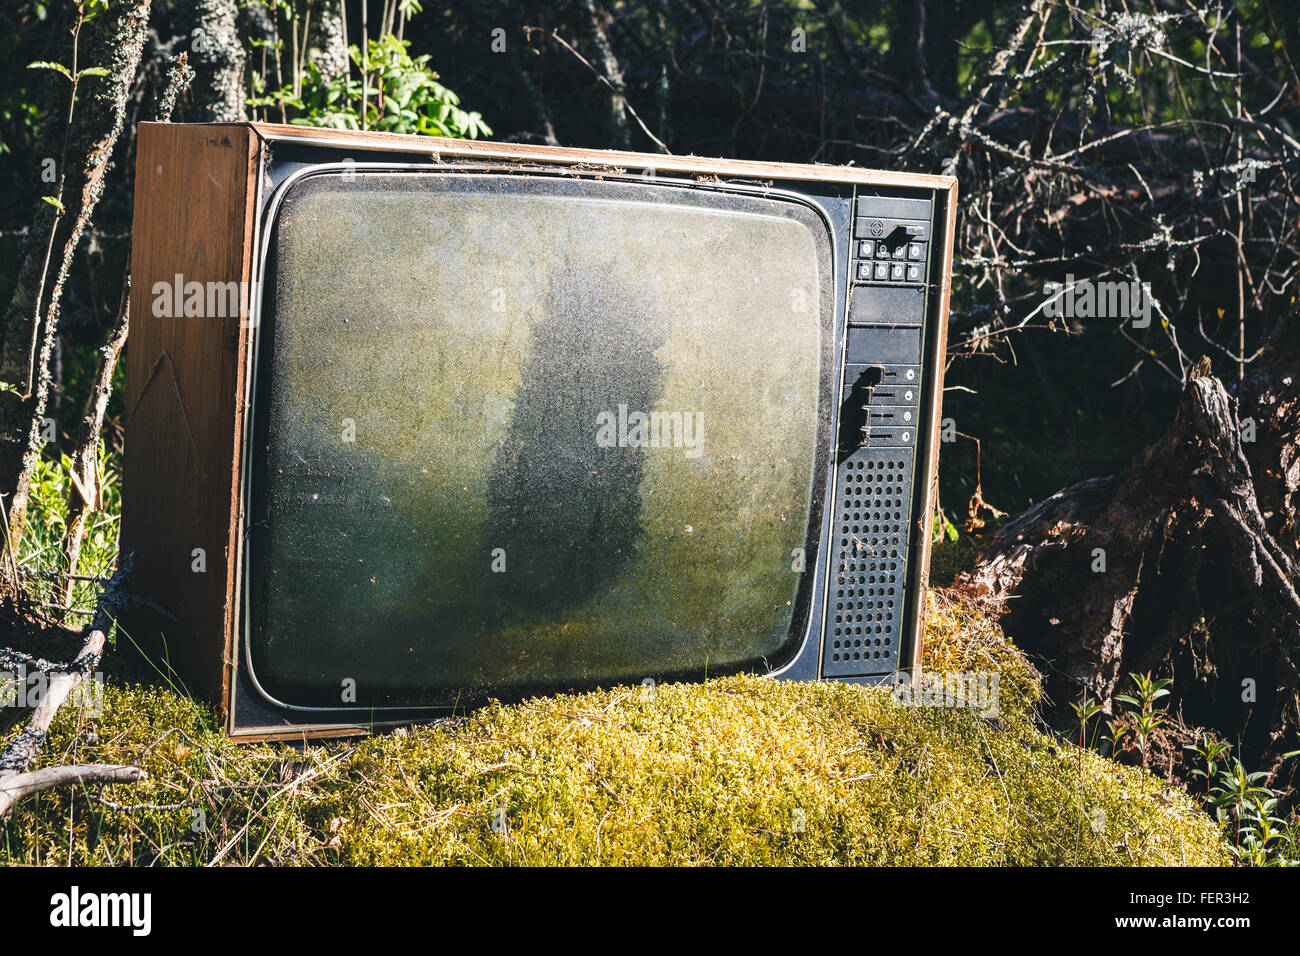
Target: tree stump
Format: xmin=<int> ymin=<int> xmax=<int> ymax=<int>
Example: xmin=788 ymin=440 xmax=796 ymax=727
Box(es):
xmin=961 ymin=316 xmax=1300 ymax=788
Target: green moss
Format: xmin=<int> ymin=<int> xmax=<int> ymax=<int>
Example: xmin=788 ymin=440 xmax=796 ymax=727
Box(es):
xmin=0 ymin=593 xmax=1229 ymax=866
xmin=929 ymin=532 xmax=986 ymax=587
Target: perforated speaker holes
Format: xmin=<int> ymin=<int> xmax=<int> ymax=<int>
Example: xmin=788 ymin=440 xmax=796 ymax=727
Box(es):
xmin=823 ymin=450 xmax=913 ymax=675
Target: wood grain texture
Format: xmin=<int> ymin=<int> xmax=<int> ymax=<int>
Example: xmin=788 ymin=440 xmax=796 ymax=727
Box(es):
xmin=247 ymin=121 xmax=956 ymax=190
xmin=120 ymin=123 xmax=258 ymax=715
xmin=905 ymin=180 xmax=959 ymax=682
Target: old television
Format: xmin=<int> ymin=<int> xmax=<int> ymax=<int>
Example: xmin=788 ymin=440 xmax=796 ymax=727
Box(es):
xmin=120 ymin=122 xmax=956 ymax=740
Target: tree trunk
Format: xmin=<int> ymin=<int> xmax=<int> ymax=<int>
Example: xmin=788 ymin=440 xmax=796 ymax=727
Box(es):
xmin=185 ymin=0 xmax=246 ymax=122
xmin=307 ymin=0 xmax=349 ymax=83
xmin=0 ymin=0 xmax=151 ymax=579
xmin=961 ymin=317 xmax=1300 ymax=788
xmin=576 ymin=0 xmax=632 ymax=149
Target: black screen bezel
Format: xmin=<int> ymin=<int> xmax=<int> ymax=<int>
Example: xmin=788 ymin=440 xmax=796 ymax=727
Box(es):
xmin=239 ymin=163 xmax=840 ymax=716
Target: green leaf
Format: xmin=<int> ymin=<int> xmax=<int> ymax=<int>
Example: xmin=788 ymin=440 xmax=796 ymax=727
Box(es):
xmin=42 ymin=195 xmax=65 ymax=213
xmin=76 ymin=66 xmax=110 ymax=79
xmin=28 ymin=60 xmax=72 ymax=79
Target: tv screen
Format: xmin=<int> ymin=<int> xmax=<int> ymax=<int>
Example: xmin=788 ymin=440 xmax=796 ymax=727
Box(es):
xmin=249 ymin=172 xmax=832 ymax=708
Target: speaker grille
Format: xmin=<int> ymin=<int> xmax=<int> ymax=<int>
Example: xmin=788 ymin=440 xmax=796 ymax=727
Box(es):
xmin=822 ymin=448 xmax=914 ymax=676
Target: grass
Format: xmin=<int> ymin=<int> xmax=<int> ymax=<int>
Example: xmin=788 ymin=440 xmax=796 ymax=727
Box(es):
xmin=17 ymin=447 xmax=121 ymax=615
xmin=1 ymin=590 xmax=1231 ymax=866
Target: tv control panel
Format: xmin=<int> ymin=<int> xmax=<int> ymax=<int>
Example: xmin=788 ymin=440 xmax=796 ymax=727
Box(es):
xmin=823 ymin=193 xmax=935 ymax=679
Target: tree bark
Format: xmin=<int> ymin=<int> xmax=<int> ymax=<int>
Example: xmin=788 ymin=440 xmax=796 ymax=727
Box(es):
xmin=0 ymin=0 xmax=151 ymax=579
xmin=306 ymin=0 xmax=348 ymax=83
xmin=576 ymin=0 xmax=632 ymax=149
xmin=962 ymin=318 xmax=1300 ymax=787
xmin=184 ymin=0 xmax=246 ymax=122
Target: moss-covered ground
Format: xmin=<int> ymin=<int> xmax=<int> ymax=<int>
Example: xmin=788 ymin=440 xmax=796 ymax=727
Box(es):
xmin=0 ymin=591 xmax=1230 ymax=866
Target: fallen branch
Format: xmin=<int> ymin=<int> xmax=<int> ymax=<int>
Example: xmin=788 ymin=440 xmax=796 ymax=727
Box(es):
xmin=0 ymin=764 xmax=145 ymax=816
xmin=0 ymin=555 xmax=143 ymax=817
xmin=0 ymin=646 xmax=61 ymax=674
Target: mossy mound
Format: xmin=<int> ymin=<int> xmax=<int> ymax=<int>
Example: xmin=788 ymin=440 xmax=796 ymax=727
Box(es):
xmin=1 ymin=593 xmax=1230 ymax=865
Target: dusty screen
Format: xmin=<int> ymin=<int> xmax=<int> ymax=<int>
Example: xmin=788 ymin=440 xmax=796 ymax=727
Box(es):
xmin=248 ymin=171 xmax=830 ymax=708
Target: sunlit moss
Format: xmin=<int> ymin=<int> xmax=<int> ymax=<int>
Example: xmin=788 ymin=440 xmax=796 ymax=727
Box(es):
xmin=0 ymin=592 xmax=1229 ymax=866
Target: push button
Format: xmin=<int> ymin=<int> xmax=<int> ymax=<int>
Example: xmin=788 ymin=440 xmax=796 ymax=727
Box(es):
xmin=858 ymin=240 xmax=875 ymax=258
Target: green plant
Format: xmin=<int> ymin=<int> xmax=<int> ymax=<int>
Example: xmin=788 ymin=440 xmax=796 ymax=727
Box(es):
xmin=1185 ymin=731 xmax=1232 ymax=787
xmin=25 ymin=0 xmax=110 ymax=203
xmin=1071 ymin=697 xmax=1104 ymax=750
xmin=1184 ymin=736 xmax=1299 ymax=867
xmin=1114 ymin=672 xmax=1171 ymax=771
xmin=1211 ymin=758 xmax=1273 ymax=855
xmin=19 ymin=446 xmax=120 ymax=616
xmin=1235 ymin=794 xmax=1293 ymax=867
xmin=250 ymin=34 xmax=489 ymax=138
xmin=932 ymin=509 xmax=959 ymax=543
xmin=1101 ymin=716 xmax=1129 ymax=756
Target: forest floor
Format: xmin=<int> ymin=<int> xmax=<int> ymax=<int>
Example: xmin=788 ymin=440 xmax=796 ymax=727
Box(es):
xmin=0 ymin=588 xmax=1230 ymax=866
